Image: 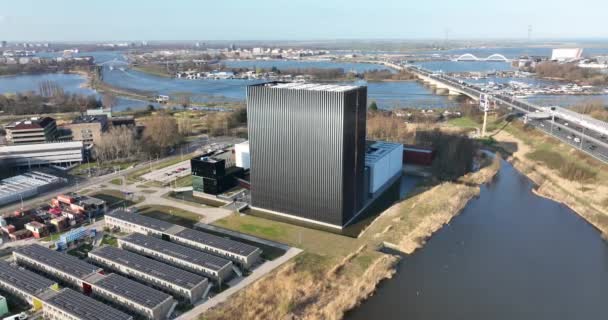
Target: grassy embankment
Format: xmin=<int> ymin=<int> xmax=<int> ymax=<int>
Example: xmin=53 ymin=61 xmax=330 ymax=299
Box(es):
xmin=131 ymin=64 xmax=172 ymax=78
xmin=449 ymin=115 xmax=608 ymax=237
xmin=201 ymin=157 xmax=501 ymax=320
xmin=136 ymin=205 xmax=203 ymax=228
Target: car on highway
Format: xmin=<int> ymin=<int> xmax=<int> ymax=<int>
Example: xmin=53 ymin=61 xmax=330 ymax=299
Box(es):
xmin=574 ymin=137 xmax=581 ymax=143
xmin=589 ymin=144 xmax=598 ymax=151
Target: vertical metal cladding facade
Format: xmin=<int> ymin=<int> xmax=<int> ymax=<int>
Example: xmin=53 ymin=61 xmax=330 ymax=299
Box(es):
xmin=247 ymin=83 xmax=367 ymax=227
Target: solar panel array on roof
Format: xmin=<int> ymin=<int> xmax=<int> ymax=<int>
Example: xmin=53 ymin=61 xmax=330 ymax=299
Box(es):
xmin=94 ymin=273 xmax=172 ymax=308
xmin=0 ymin=260 xmax=55 ymax=295
xmin=106 ymin=210 xmax=174 ymax=232
xmin=14 ymin=244 xmax=101 ymax=279
xmin=121 ymin=233 xmax=232 ymax=271
xmin=89 ymin=246 xmax=206 ymax=289
xmin=175 ymin=228 xmax=260 ymax=257
xmin=44 ymin=288 xmax=133 ymax=320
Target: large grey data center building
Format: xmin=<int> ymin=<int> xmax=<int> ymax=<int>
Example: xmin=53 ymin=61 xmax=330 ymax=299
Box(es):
xmin=247 ymin=83 xmax=367 ymax=228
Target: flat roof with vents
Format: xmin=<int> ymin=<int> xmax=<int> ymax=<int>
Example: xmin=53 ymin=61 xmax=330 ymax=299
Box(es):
xmin=0 ymin=260 xmax=55 ymax=296
xmin=92 ymin=273 xmax=173 ymax=309
xmin=14 ymin=244 xmax=102 ymax=279
xmin=175 ymin=228 xmax=260 ymax=257
xmin=89 ymin=246 xmax=206 ymax=290
xmin=120 ymin=233 xmax=232 ymax=272
xmin=44 ymin=288 xmax=133 ymax=320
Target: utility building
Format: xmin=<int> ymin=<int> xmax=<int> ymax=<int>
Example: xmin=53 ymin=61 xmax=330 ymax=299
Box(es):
xmin=88 ymin=246 xmax=209 ymax=303
xmin=247 ymin=83 xmax=367 ymax=228
xmin=118 ymin=233 xmax=234 ymax=284
xmin=13 ymin=244 xmax=102 ymax=294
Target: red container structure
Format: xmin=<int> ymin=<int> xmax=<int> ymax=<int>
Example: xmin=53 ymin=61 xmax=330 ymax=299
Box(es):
xmin=403 ymin=145 xmax=435 ymax=166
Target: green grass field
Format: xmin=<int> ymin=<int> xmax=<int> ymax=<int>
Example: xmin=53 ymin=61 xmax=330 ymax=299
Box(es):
xmin=137 ymin=205 xmax=203 ymax=228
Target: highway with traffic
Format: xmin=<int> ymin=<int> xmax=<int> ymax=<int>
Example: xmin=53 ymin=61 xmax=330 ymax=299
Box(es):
xmin=405 ymin=65 xmax=608 ymax=163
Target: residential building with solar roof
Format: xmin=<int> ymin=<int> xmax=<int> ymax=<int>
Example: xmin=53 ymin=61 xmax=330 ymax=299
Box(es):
xmin=42 ymin=288 xmax=133 ymax=320
xmin=0 ymin=260 xmax=58 ymax=310
xmin=88 ymin=246 xmax=209 ymax=303
xmin=13 ymin=244 xmax=102 ymax=293
xmin=89 ymin=273 xmax=175 ymax=320
xmin=105 ymin=210 xmax=262 ymax=268
xmin=118 ymin=233 xmax=234 ymax=284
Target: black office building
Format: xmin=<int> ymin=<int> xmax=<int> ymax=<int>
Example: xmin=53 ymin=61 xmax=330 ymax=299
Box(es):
xmin=247 ymin=83 xmax=367 ymax=228
xmin=191 ymin=152 xmax=244 ymax=195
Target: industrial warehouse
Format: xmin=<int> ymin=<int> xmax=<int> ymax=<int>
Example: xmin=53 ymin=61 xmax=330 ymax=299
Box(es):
xmin=118 ymin=233 xmax=234 ymax=284
xmin=105 ymin=210 xmax=262 ymax=269
xmin=88 ymin=246 xmax=209 ymax=304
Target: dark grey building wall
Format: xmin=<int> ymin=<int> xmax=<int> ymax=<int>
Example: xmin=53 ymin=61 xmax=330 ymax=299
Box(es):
xmin=247 ymin=84 xmax=366 ymax=226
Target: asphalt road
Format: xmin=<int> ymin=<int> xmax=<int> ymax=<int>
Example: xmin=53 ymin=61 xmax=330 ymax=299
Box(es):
xmin=0 ymin=135 xmax=243 ymax=213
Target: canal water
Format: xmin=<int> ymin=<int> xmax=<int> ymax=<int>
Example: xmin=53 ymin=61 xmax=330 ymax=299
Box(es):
xmin=3 ymin=49 xmax=607 ymax=110
xmin=347 ymin=160 xmax=608 ymax=320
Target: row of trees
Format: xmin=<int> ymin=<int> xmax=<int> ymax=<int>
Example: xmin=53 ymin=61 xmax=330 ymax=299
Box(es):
xmin=571 ymin=99 xmax=608 ymax=122
xmin=0 ymin=91 xmax=101 ymax=115
xmin=95 ymin=113 xmax=183 ymax=163
xmin=534 ymin=62 xmax=608 ymax=85
xmin=363 ymin=69 xmax=418 ymax=81
xmin=366 ymin=112 xmax=477 ymax=181
xmin=0 ymin=59 xmax=94 ymax=76
xmin=95 ymin=126 xmax=138 ymax=163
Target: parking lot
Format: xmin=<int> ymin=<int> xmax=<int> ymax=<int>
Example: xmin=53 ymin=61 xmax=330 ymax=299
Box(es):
xmin=141 ymin=160 xmax=191 ymax=184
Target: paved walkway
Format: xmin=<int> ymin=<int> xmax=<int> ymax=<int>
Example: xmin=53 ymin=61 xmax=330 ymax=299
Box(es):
xmin=101 ymin=179 xmax=232 ymax=223
xmin=175 ymin=247 xmax=303 ymax=320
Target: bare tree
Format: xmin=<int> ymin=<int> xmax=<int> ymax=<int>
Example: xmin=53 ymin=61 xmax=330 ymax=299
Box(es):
xmin=102 ymin=93 xmax=117 ymax=110
xmin=142 ymin=114 xmax=181 ymax=155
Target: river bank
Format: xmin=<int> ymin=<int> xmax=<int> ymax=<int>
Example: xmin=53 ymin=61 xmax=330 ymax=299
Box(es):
xmin=202 ymin=157 xmax=500 ymax=320
xmin=492 ymin=125 xmax=608 ymax=237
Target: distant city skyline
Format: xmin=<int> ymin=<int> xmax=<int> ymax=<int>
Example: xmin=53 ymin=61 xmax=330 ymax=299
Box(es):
xmin=0 ymin=0 xmax=606 ymax=41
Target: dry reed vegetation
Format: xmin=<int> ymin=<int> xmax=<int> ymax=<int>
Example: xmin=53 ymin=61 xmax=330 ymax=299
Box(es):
xmin=203 ymin=155 xmax=501 ymax=320
xmin=493 ymin=124 xmax=608 ymax=237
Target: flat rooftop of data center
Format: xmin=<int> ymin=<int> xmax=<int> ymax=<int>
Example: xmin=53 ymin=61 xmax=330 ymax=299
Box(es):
xmin=251 ymin=82 xmax=363 ymax=92
xmin=89 ymin=246 xmax=206 ymax=289
xmin=0 ymin=260 xmax=55 ymax=295
xmin=44 ymin=289 xmax=133 ymax=320
xmin=120 ymin=233 xmax=232 ymax=271
xmin=14 ymin=244 xmax=101 ymax=278
xmin=93 ymin=273 xmax=172 ymax=308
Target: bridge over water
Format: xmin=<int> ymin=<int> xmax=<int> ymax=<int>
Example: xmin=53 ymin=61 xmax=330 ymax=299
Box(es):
xmin=362 ymin=59 xmax=608 ymax=163
xmin=453 ymin=53 xmax=511 ymax=62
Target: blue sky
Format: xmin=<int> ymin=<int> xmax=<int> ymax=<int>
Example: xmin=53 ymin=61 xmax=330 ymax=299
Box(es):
xmin=0 ymin=0 xmax=605 ymax=41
